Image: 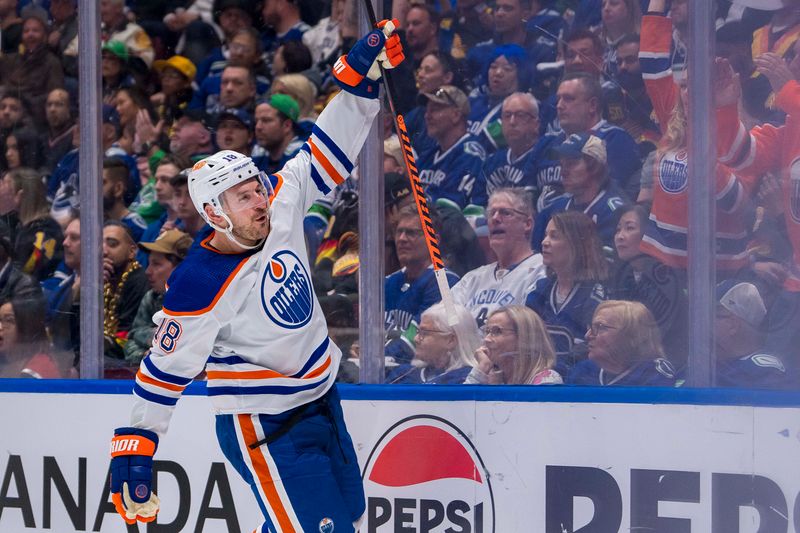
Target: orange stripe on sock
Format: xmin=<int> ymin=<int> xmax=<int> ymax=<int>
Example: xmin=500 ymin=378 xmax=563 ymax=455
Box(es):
xmin=308 ymin=138 xmax=344 ymax=184
xmin=238 ymin=414 xmax=296 ymax=533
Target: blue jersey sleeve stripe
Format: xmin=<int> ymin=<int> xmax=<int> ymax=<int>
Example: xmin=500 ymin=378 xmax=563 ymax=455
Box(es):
xmin=133 ymin=383 xmax=180 ymax=406
xmin=312 ymin=125 xmax=354 ymax=173
xmin=640 ymin=57 xmax=672 ymax=76
xmin=143 ymin=355 xmax=193 ymax=386
xmin=291 ymin=337 xmax=330 ymax=378
xmin=309 ymin=163 xmax=332 ymax=195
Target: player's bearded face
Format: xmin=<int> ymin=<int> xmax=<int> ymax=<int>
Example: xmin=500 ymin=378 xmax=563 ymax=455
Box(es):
xmin=222 ymin=180 xmax=271 ymax=244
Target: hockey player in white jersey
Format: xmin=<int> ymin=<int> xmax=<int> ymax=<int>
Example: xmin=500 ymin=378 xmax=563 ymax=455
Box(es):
xmin=452 ymin=188 xmax=546 ymax=326
xmin=107 ymin=20 xmax=404 ymax=532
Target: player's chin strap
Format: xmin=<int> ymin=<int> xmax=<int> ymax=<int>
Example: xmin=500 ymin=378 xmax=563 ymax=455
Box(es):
xmin=209 ymin=210 xmax=267 ymax=251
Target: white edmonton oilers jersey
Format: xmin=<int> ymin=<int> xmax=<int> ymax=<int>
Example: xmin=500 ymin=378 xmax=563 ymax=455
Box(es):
xmin=130 ymin=92 xmax=379 ymax=437
xmin=451 ymin=253 xmax=546 ymax=327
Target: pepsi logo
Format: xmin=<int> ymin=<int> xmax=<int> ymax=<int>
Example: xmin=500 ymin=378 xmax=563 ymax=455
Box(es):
xmin=362 ymin=415 xmax=495 ymax=532
xmin=260 ymin=250 xmax=314 ymax=329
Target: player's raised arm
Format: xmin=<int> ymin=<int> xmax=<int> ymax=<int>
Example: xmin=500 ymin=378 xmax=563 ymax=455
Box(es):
xmin=274 ymin=20 xmax=404 ymax=212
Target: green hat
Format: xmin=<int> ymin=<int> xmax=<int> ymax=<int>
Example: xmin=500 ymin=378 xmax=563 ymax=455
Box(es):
xmin=102 ymin=40 xmax=128 ymax=62
xmin=268 ymin=94 xmax=299 ymax=123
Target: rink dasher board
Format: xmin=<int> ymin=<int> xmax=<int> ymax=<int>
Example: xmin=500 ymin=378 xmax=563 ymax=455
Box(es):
xmin=1 ymin=381 xmax=800 ymax=532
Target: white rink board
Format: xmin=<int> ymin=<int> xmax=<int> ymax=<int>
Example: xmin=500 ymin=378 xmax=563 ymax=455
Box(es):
xmin=1 ymin=385 xmax=800 ymax=532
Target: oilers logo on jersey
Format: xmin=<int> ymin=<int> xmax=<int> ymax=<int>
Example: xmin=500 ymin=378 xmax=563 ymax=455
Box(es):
xmin=261 ymin=250 xmax=314 ymax=329
xmin=319 ymin=517 xmax=335 ymax=533
xmin=658 ymin=150 xmax=688 ymax=194
xmin=790 ymin=158 xmax=800 ymax=223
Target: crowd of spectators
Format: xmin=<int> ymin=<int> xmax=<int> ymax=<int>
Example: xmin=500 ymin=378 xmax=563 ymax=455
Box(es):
xmin=0 ymin=0 xmax=795 ymax=391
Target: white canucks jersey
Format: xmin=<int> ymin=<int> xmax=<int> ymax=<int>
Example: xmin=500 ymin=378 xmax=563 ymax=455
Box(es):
xmin=451 ymin=253 xmax=546 ymax=326
xmin=130 ymin=92 xmax=379 ymax=437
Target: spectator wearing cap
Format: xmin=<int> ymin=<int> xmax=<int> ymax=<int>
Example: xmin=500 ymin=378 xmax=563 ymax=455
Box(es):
xmin=169 ymin=109 xmax=214 ymax=163
xmin=48 ymin=0 xmax=79 ymax=81
xmin=452 ymin=188 xmax=546 ymax=326
xmin=102 ymin=157 xmax=147 ymax=242
xmin=479 ymin=92 xmax=545 ymax=202
xmin=193 ymin=0 xmax=259 ymax=85
xmin=713 ymin=281 xmax=791 ymax=389
xmin=101 ymin=40 xmax=134 ymax=103
xmin=566 ymin=300 xmax=677 ymax=386
xmin=532 ymin=132 xmax=627 ymax=251
xmin=417 ymin=85 xmax=488 ymax=211
xmin=252 ymin=94 xmax=304 ymax=174
xmin=100 ymin=0 xmax=154 ymax=68
xmin=467 ymin=44 xmax=532 ymax=151
xmin=0 ymin=0 xmax=22 ymax=55
xmin=124 ymin=229 xmax=193 ymax=365
xmin=216 ymin=107 xmax=255 ymax=155
xmin=383 ymin=136 xmax=405 ymax=176
xmin=151 ymin=55 xmax=196 ymax=126
xmin=43 ymin=88 xmax=75 ymax=174
xmin=0 ymin=5 xmax=64 ymax=129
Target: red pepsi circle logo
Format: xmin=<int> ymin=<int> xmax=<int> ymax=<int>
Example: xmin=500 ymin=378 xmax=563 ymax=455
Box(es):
xmin=368 ymin=33 xmax=381 ymax=47
xmin=362 ymin=415 xmax=495 ymax=532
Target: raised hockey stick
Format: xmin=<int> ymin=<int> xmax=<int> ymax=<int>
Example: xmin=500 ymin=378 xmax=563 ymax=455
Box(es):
xmin=361 ymin=0 xmax=458 ymax=325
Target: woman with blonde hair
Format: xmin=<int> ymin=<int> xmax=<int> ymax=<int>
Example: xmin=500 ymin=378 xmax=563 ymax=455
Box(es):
xmin=567 ymin=300 xmax=676 ymax=386
xmin=638 ymin=0 xmax=753 ymax=275
xmin=467 ymin=305 xmax=562 ymax=385
xmin=271 ymin=73 xmax=318 ymax=138
xmin=386 ymin=302 xmax=482 ymax=384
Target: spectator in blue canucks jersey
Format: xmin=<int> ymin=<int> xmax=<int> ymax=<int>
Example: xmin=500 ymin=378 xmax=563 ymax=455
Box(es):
xmin=417 ymin=85 xmax=488 ymax=211
xmin=481 ymin=92 xmax=543 ymax=200
xmin=385 ymin=205 xmax=459 ymax=363
xmin=533 ymin=132 xmax=627 ymax=250
xmin=526 ymin=211 xmax=608 ymax=374
xmin=539 ymin=72 xmax=642 ymax=201
xmin=566 ymin=300 xmax=677 ymax=386
xmin=468 ymin=44 xmax=531 ymax=150
xmin=452 ymin=188 xmax=546 ymax=326
xmin=714 ymin=281 xmax=790 ymax=389
xmin=386 ymin=302 xmax=481 ymax=384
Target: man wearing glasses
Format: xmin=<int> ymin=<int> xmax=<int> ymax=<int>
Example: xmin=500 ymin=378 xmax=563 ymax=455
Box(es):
xmin=452 ymin=188 xmax=546 ymax=327
xmin=417 ymin=85 xmax=488 ymax=211
xmin=385 ymin=204 xmax=459 ymax=363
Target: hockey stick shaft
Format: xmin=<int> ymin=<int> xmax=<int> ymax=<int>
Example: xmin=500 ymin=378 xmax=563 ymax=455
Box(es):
xmin=361 ymin=0 xmax=458 ymax=324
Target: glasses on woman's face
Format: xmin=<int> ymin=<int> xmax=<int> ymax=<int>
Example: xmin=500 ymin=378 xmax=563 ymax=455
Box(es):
xmin=416 ymin=328 xmax=449 ymax=340
xmin=482 ymin=325 xmax=516 ymax=337
xmin=589 ymin=322 xmax=618 ymax=335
